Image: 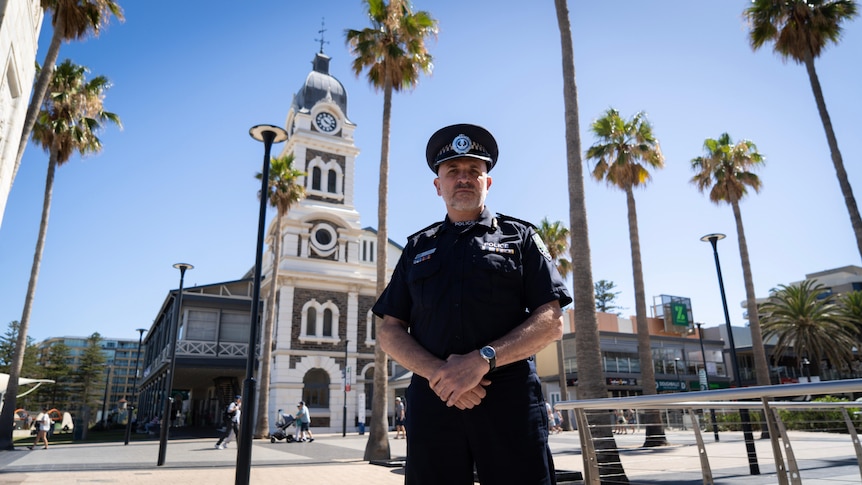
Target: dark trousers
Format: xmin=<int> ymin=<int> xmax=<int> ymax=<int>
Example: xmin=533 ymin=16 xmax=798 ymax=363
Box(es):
xmin=404 ymin=360 xmax=555 ymax=485
xmin=217 ymin=421 xmax=238 ymax=445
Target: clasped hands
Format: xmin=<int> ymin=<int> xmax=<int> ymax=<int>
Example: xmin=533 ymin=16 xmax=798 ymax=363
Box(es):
xmin=428 ymin=351 xmax=491 ymax=410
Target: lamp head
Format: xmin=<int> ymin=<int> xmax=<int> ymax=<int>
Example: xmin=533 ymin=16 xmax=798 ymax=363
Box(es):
xmin=700 ymin=233 xmax=726 ymax=244
xmin=173 ymin=263 xmax=194 ymax=271
xmin=249 ymin=124 xmax=288 ymax=144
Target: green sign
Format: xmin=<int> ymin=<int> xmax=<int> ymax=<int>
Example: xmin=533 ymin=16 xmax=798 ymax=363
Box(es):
xmin=670 ymin=302 xmax=690 ymax=326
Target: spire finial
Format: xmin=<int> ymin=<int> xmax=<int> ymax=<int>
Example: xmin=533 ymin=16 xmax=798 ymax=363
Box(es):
xmin=315 ymin=18 xmax=330 ymax=54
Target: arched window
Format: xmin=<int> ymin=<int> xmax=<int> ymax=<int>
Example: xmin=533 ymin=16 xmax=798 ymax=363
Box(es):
xmin=305 ymin=157 xmax=344 ymax=200
xmin=327 ymin=170 xmax=337 ymax=193
xmin=300 ymin=299 xmax=340 ymax=343
xmin=323 ymin=308 xmax=333 ymax=336
xmin=311 ymin=167 xmax=322 ymax=191
xmin=302 ymin=368 xmax=330 ymax=408
xmin=307 ymin=307 xmax=317 ymax=336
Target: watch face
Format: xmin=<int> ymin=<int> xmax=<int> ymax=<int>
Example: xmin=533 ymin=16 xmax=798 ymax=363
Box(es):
xmin=315 ymin=112 xmax=337 ymax=133
xmin=481 ymin=346 xmax=495 ymax=359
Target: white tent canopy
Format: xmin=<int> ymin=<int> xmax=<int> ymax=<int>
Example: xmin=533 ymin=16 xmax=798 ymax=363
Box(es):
xmin=0 ymin=373 xmax=55 ymax=412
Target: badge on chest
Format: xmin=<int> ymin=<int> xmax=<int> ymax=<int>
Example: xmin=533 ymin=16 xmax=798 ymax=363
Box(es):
xmin=481 ymin=241 xmax=514 ymax=255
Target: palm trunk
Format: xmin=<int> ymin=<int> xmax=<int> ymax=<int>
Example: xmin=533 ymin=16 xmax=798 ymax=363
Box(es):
xmin=624 ymin=188 xmax=667 ymax=447
xmin=12 ymin=17 xmax=64 ymax=183
xmin=364 ymin=78 xmax=393 ymax=462
xmin=255 ymin=213 xmax=283 ymax=438
xmin=0 ymin=153 xmax=58 ymax=449
xmin=803 ymin=51 xmax=862 ymax=262
xmin=554 ymin=1 xmax=628 ymax=481
xmin=731 ymin=200 xmax=770 ymax=386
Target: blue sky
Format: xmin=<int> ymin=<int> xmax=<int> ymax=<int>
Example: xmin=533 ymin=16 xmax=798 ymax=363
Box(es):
xmin=1 ymin=1 xmax=860 ymax=342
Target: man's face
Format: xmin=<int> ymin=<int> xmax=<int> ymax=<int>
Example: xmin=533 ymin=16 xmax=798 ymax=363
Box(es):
xmin=433 ymin=158 xmax=492 ymax=216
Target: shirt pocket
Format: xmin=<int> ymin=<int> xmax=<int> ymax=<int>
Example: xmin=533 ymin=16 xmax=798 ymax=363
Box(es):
xmin=470 ymin=252 xmax=521 ymax=305
xmin=407 ymin=257 xmax=443 ymax=311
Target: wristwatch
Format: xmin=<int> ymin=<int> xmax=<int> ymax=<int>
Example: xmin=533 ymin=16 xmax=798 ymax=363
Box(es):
xmin=480 ymin=345 xmax=496 ymax=372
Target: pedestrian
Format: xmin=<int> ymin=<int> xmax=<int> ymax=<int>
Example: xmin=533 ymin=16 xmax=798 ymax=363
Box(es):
xmin=626 ymin=408 xmax=636 ymax=433
xmin=394 ymin=396 xmax=406 ymax=439
xmin=215 ymin=395 xmax=241 ymax=450
xmin=545 ymin=401 xmax=556 ymax=434
xmin=28 ymin=407 xmax=52 ymax=450
xmin=372 ymin=123 xmax=572 ymax=484
xmin=295 ymin=401 xmax=314 ymax=442
xmin=553 ymin=407 xmax=564 ymax=434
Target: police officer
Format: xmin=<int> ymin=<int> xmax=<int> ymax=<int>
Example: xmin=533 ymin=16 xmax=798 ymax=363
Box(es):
xmin=373 ymin=123 xmax=572 ymax=485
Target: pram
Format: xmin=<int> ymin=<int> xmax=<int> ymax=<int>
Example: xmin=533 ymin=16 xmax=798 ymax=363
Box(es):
xmin=270 ymin=413 xmax=296 ymax=443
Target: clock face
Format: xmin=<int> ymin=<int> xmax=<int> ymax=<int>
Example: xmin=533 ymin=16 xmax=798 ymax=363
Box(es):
xmin=315 ymin=112 xmax=337 ymax=133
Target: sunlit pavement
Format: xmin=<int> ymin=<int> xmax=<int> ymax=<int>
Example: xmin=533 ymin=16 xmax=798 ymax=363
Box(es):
xmin=1 ymin=429 xmax=860 ymax=484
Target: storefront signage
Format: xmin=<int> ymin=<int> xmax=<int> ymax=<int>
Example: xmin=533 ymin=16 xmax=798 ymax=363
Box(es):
xmin=606 ymin=377 xmax=638 ymax=386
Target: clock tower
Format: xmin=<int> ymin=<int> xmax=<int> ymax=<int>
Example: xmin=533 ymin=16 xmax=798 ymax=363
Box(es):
xmin=263 ymin=50 xmax=395 ymax=431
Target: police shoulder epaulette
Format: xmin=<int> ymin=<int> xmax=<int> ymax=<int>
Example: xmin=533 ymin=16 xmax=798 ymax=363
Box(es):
xmin=495 ymin=212 xmax=537 ymax=230
xmin=408 ymin=220 xmax=444 ymax=240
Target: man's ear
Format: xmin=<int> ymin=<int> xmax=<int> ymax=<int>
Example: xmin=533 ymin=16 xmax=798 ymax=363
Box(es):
xmin=486 ymin=175 xmax=493 ymax=190
xmin=434 ymin=178 xmax=442 ymax=195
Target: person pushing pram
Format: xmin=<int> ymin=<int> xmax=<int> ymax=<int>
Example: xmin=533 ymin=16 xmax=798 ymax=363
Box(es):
xmin=270 ymin=409 xmax=296 ymax=443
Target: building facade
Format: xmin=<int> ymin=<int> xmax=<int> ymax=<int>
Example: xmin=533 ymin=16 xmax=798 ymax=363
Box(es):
xmin=0 ymin=0 xmax=43 ymax=228
xmin=136 ymin=50 xmax=401 ymax=433
xmin=536 ymin=311 xmax=733 ymax=406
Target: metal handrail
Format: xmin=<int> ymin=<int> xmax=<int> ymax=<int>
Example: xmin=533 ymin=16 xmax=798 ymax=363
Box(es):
xmin=554 ymin=379 xmax=862 ymax=411
xmin=556 ymin=379 xmax=862 ymax=485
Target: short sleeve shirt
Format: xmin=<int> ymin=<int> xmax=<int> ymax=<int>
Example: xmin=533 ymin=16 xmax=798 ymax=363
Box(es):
xmin=372 ymin=206 xmax=572 ymax=359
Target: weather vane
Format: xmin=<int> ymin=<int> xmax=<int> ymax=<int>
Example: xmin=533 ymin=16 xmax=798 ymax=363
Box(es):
xmin=315 ymin=18 xmax=329 ymax=54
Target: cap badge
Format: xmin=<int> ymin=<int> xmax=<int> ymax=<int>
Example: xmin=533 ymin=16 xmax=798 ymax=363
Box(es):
xmin=452 ymin=134 xmax=471 ymax=154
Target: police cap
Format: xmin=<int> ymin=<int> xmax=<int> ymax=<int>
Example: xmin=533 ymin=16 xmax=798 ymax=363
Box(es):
xmin=425 ymin=123 xmax=498 ymax=174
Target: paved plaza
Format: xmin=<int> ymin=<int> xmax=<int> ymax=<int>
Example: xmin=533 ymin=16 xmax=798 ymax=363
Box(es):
xmin=0 ymin=429 xmax=860 ymax=484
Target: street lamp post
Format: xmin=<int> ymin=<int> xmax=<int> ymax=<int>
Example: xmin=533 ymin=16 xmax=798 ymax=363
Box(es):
xmin=696 ymin=323 xmax=720 ymax=442
xmin=802 ymin=358 xmax=812 ymax=382
xmin=125 ymin=328 xmax=147 ymax=445
xmin=701 ymin=233 xmax=759 ymax=475
xmin=157 ymin=263 xmax=193 ymax=466
xmin=236 ymin=124 xmax=289 ymax=485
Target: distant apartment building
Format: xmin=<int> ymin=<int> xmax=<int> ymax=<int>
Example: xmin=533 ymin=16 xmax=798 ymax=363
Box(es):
xmin=35 ymin=335 xmax=145 ymax=421
xmin=0 ymin=0 xmax=44 ymax=228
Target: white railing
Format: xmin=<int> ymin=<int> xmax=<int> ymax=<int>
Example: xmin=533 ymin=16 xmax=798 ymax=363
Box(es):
xmin=556 ymin=379 xmax=862 ymax=485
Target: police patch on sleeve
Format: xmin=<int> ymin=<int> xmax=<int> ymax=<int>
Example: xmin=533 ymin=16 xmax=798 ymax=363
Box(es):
xmin=532 ymin=233 xmax=552 ymax=262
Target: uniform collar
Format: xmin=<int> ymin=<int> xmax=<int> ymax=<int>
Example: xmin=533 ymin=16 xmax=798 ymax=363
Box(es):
xmin=441 ymin=206 xmax=495 ymax=233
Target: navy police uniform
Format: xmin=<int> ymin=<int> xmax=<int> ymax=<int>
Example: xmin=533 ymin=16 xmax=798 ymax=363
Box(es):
xmin=372 ymin=204 xmax=572 ymax=484
xmin=373 ymin=122 xmax=572 ymax=484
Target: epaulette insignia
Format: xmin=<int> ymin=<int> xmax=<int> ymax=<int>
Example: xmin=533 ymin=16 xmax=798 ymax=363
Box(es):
xmin=495 ymin=212 xmax=537 ymax=229
xmin=408 ymin=221 xmax=444 ymax=240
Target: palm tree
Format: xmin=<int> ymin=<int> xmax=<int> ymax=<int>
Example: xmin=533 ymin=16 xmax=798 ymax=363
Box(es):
xmin=536 ymin=218 xmax=572 ymax=279
xmin=838 ymin=290 xmax=862 ymax=346
xmin=586 ymin=107 xmax=667 ymax=448
xmin=10 ymin=0 xmax=123 ymax=185
xmin=745 ymin=0 xmax=862 ymax=260
xmin=690 ymin=133 xmax=771 ymax=388
xmin=535 ymin=218 xmax=575 ymax=432
xmin=254 ymin=154 xmax=306 ymax=439
xmin=760 ymin=280 xmax=856 ymax=378
xmin=553 ymin=0 xmax=629 ymax=479
xmin=345 ymin=0 xmax=437 ymax=461
xmin=0 ymin=59 xmax=120 ymax=450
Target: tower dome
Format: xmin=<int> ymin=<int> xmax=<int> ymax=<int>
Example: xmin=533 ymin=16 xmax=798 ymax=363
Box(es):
xmin=292 ymin=52 xmax=349 ymax=119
